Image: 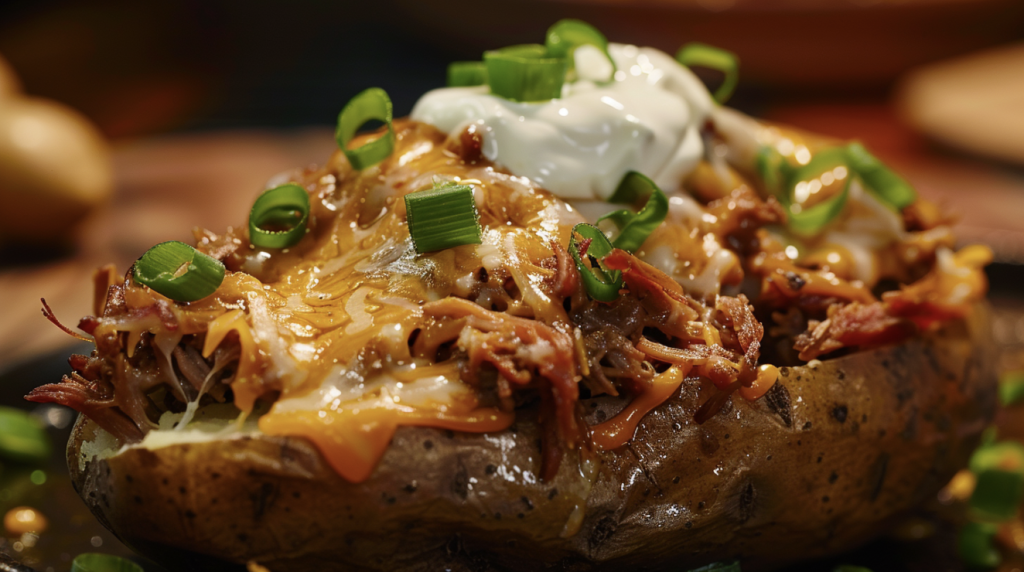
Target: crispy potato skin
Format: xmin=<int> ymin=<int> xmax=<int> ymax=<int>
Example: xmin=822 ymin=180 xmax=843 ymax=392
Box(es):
xmin=68 ymin=308 xmax=996 ymax=571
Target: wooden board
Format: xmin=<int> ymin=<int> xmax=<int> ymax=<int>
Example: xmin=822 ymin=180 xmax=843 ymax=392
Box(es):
xmin=898 ymin=42 xmax=1024 ymax=166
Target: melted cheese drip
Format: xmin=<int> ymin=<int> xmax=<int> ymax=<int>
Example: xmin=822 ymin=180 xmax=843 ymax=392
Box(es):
xmin=591 ymin=365 xmax=687 ymax=451
xmin=181 ymin=123 xmax=585 ymax=481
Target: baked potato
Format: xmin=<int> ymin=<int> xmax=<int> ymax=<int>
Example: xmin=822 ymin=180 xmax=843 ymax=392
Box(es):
xmin=68 ymin=308 xmax=994 ymax=571
xmin=29 ymin=20 xmax=996 ymax=571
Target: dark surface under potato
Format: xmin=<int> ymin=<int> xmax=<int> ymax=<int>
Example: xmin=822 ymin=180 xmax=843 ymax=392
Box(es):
xmin=67 ymin=309 xmax=996 ymax=572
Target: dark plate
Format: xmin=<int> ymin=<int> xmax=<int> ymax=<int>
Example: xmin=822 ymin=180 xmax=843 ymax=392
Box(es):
xmin=0 ymin=343 xmax=169 ymax=572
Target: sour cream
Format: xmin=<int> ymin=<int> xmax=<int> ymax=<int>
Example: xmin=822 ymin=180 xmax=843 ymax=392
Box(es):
xmin=411 ymin=43 xmax=715 ymax=201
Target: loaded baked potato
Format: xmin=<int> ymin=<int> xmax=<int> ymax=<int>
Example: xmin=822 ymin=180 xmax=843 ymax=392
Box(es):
xmin=30 ymin=20 xmax=996 ymax=571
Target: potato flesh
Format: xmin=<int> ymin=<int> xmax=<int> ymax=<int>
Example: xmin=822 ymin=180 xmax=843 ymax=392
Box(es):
xmin=68 ymin=311 xmax=996 ymax=571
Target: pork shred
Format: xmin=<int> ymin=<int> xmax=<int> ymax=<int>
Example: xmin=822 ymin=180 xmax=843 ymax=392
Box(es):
xmin=26 ymin=274 xmax=236 ymax=444
xmin=794 ymin=302 xmax=916 ymax=361
xmin=26 ymin=353 xmax=144 ymax=442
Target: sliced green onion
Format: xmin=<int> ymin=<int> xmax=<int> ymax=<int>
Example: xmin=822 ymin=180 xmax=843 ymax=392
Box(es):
xmin=249 ymin=183 xmax=311 ymax=249
xmin=405 ymin=182 xmax=482 ymax=254
xmin=755 ymin=146 xmax=794 ymax=202
xmin=970 ymin=441 xmax=1024 ymax=474
xmin=335 ymin=87 xmax=395 ymax=170
xmin=791 ymin=146 xmax=850 ymax=186
xmin=1001 ymin=371 xmax=1024 ymax=406
xmin=970 ymin=468 xmax=1024 ymax=521
xmin=448 ymin=61 xmax=487 ymax=87
xmin=569 ymin=223 xmax=622 ymax=302
xmin=595 ymin=208 xmax=634 ymax=231
xmin=675 ymin=42 xmax=739 ymax=105
xmin=785 ymin=146 xmax=852 ymax=236
xmin=484 ymin=44 xmax=567 ymax=103
xmin=72 ymin=553 xmax=145 ymax=572
xmin=958 ymin=521 xmax=1002 ymax=568
xmin=845 ymin=142 xmax=917 ymax=209
xmin=133 ymin=241 xmax=225 ymax=302
xmin=597 ymin=171 xmax=669 ymax=253
xmin=545 ymin=19 xmax=616 ymax=81
xmin=686 ymin=562 xmax=741 ymax=572
xmin=787 ymin=184 xmax=849 ymax=237
xmin=0 ymin=406 xmax=51 ymax=463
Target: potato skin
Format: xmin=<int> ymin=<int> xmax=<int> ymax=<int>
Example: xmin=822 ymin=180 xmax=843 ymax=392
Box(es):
xmin=68 ymin=308 xmax=996 ymax=571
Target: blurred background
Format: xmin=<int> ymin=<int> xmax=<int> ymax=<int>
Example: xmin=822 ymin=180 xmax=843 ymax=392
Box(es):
xmin=1 ymin=0 xmax=1024 ymax=570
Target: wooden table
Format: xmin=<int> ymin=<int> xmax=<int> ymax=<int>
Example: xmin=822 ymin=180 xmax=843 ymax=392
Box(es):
xmin=2 ymin=105 xmax=1023 ymax=373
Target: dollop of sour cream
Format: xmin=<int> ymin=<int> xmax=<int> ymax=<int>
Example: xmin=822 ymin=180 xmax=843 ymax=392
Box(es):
xmin=411 ymin=43 xmax=715 ymax=201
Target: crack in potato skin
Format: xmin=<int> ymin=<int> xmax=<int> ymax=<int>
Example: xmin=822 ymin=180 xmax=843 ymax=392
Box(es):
xmin=68 ymin=308 xmax=996 ymax=572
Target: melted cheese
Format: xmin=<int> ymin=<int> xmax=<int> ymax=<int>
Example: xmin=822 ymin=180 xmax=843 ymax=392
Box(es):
xmin=119 ymin=109 xmax=975 ymax=484
xmin=202 ymin=309 xmax=262 ymax=412
xmin=591 ymin=365 xmax=686 ymax=451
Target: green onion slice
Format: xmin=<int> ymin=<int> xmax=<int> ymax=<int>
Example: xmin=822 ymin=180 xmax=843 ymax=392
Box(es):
xmin=787 ymin=183 xmax=850 ymax=237
xmin=448 ymin=61 xmax=488 ymax=87
xmin=405 ymin=182 xmax=482 ymax=254
xmin=756 ymin=142 xmax=918 ymax=236
xmin=597 ymin=171 xmax=669 ymax=253
xmin=133 ymin=241 xmax=225 ymax=302
xmin=484 ymin=44 xmax=567 ymax=103
xmin=596 ymin=208 xmax=634 ymax=231
xmin=568 ymin=223 xmax=622 ymax=302
xmin=970 ymin=440 xmax=1024 ymax=474
xmin=1001 ymin=371 xmax=1024 ymax=406
xmin=249 ymin=183 xmax=311 ymax=249
xmin=845 ymin=142 xmax=917 ymax=209
xmin=958 ymin=521 xmax=1001 ymax=568
xmin=755 ymin=146 xmax=794 ymax=202
xmin=970 ymin=468 xmax=1024 ymax=521
xmin=335 ymin=87 xmax=395 ymax=170
xmin=71 ymin=553 xmax=145 ymax=572
xmin=0 ymin=406 xmax=51 ymax=463
xmin=785 ymin=146 xmax=852 ymax=236
xmin=545 ymin=19 xmax=616 ymax=81
xmin=675 ymin=42 xmax=739 ymax=105
xmin=685 ymin=562 xmax=742 ymax=572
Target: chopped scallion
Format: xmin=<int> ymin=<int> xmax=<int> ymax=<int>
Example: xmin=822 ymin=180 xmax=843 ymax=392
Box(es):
xmin=756 ymin=141 xmax=917 ymax=236
xmin=597 ymin=171 xmax=669 ymax=252
xmin=249 ymin=183 xmax=311 ymax=249
xmin=755 ymin=146 xmax=794 ymax=203
xmin=787 ymin=186 xmax=850 ymax=236
xmin=786 ymin=147 xmax=852 ymax=236
xmin=335 ymin=87 xmax=395 ymax=170
xmin=675 ymin=42 xmax=739 ymax=104
xmin=133 ymin=241 xmax=225 ymax=302
xmin=71 ymin=553 xmax=145 ymax=572
xmin=448 ymin=61 xmax=488 ymax=87
xmin=545 ymin=19 xmax=616 ymax=82
xmin=484 ymin=44 xmax=567 ymax=103
xmin=1001 ymin=371 xmax=1024 ymax=406
xmin=568 ymin=223 xmax=622 ymax=302
xmin=970 ymin=441 xmax=1024 ymax=474
xmin=405 ymin=182 xmax=482 ymax=254
xmin=845 ymin=142 xmax=917 ymax=209
xmin=0 ymin=406 xmax=51 ymax=463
